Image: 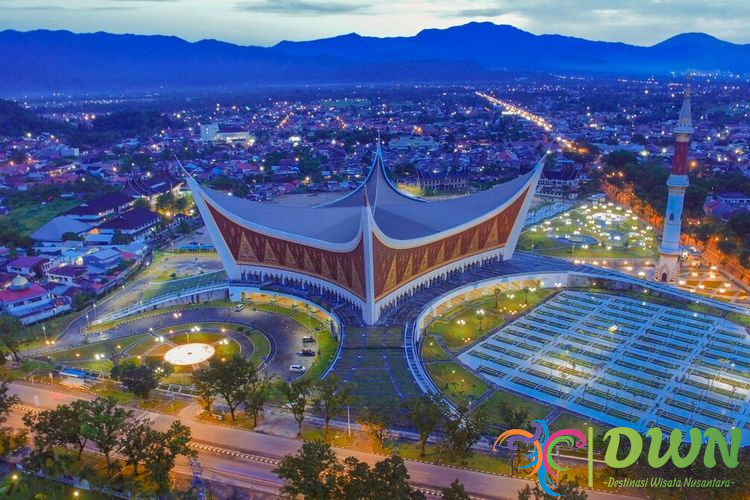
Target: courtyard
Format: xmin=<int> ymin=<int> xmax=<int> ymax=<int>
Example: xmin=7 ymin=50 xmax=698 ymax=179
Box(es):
xmin=518 ymin=200 xmax=658 ymax=259
xmin=457 ymin=290 xmax=750 ymax=443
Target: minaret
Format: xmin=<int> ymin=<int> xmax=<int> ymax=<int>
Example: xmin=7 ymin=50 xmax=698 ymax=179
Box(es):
xmin=654 ymin=80 xmax=693 ymax=282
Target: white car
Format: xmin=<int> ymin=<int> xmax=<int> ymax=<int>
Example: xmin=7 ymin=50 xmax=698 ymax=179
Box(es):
xmin=289 ymin=364 xmax=306 ymax=373
xmin=234 ymin=303 xmax=246 ymax=312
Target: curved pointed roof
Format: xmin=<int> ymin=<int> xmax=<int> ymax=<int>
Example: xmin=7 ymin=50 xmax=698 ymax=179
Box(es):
xmin=188 ymin=145 xmax=539 ymax=245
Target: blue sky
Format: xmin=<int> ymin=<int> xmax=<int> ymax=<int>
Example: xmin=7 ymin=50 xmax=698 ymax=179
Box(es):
xmin=1 ymin=0 xmax=748 ymax=46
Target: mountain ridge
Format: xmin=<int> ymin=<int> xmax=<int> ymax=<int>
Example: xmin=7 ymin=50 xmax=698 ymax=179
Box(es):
xmin=1 ymin=23 xmax=748 ymax=95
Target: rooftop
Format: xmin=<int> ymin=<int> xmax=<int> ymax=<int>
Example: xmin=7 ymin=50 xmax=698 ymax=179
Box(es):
xmin=190 ymin=145 xmax=539 ymax=244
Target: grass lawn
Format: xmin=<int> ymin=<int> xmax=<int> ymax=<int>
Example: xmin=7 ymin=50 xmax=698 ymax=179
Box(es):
xmin=421 ymin=336 xmax=450 ymax=361
xmin=243 ymin=329 xmax=272 ymax=366
xmin=395 ymin=442 xmax=511 ymax=474
xmin=518 ymin=201 xmax=658 ymax=259
xmin=0 ymin=471 xmax=110 ymax=499
xmin=0 ymin=198 xmax=79 ymax=237
xmin=298 ymin=329 xmax=338 ymax=382
xmin=427 ymin=289 xmax=551 ymax=351
xmin=20 ymin=310 xmax=82 ymax=350
xmin=90 ymin=380 xmax=136 ymax=404
xmin=138 ymin=396 xmax=191 ymax=415
xmin=549 ymin=411 xmax=612 ymax=439
xmin=477 ymin=390 xmax=551 ymax=428
xmin=49 ymin=333 xmax=150 ymax=363
xmin=426 ymin=362 xmax=488 ymax=407
xmin=727 ymin=312 xmax=750 ymax=329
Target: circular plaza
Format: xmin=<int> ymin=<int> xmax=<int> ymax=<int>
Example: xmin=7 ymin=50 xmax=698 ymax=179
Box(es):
xmin=163 ymin=343 xmax=216 ymax=366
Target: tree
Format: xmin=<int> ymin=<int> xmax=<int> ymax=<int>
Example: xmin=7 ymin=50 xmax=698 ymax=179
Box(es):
xmin=312 ymin=374 xmax=353 ymax=440
xmin=518 ymin=475 xmax=588 ymax=500
xmin=279 ymin=379 xmax=312 ymax=435
xmin=370 ymin=454 xmax=425 ymax=499
xmin=0 ymin=376 xmax=23 ymax=451
xmin=440 ymin=405 xmax=488 ymax=463
xmin=111 ymin=359 xmax=172 ymax=400
xmin=0 ymin=315 xmax=24 ymax=362
xmin=119 ymin=417 xmax=154 ymax=476
xmin=404 ymin=395 xmax=443 ymax=457
xmin=61 ymin=231 xmax=83 ymax=241
xmin=275 ymin=441 xmax=426 ymax=500
xmin=80 ymin=397 xmax=131 ymax=470
xmin=497 ymin=401 xmax=530 ymax=431
xmin=72 ymin=291 xmax=95 ymax=311
xmin=359 ymin=402 xmax=396 ymax=449
xmin=273 ymin=440 xmax=341 ymax=499
xmin=243 ymin=370 xmax=273 ymax=427
xmin=442 ymin=479 xmax=471 ymax=499
xmin=143 ymin=421 xmax=195 ymax=494
xmin=0 ymin=377 xmax=19 ymax=426
xmin=23 ymin=399 xmax=91 ymax=459
xmin=193 ymin=354 xmax=257 ymax=420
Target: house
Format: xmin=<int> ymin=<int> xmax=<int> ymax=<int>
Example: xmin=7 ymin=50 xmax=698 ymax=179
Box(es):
xmin=5 ymin=256 xmax=50 ymax=278
xmin=0 ymin=275 xmax=68 ymax=325
xmin=47 ymin=265 xmax=88 ymax=286
xmin=83 ymin=248 xmax=122 ymax=274
xmin=415 ymin=168 xmax=469 ymax=192
xmin=537 ymin=159 xmax=583 ymax=198
xmin=93 ymin=208 xmax=160 ymax=242
xmin=716 ymin=192 xmax=750 ymax=207
xmin=66 ymin=192 xmax=135 ymax=224
xmin=31 ymin=216 xmax=92 ymax=244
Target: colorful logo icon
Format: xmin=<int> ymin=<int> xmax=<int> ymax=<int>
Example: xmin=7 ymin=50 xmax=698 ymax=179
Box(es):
xmin=493 ymin=420 xmax=587 ymax=497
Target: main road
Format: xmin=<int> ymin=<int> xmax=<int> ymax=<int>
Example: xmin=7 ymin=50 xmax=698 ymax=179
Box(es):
xmin=8 ymin=383 xmax=630 ymax=499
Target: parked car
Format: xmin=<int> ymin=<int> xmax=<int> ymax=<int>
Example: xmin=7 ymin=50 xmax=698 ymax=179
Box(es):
xmin=300 ymin=349 xmax=316 ymax=357
xmin=302 ymin=335 xmax=315 ymax=343
xmin=289 ymin=364 xmax=306 ymax=373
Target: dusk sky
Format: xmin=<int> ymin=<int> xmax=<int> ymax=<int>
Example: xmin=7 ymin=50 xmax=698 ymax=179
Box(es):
xmin=1 ymin=0 xmax=749 ymax=46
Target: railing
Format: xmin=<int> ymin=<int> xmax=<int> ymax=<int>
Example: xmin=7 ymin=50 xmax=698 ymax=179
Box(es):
xmin=93 ymin=281 xmax=230 ymax=324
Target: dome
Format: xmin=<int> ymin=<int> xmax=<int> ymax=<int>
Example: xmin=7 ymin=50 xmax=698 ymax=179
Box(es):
xmin=9 ymin=275 xmax=30 ymax=290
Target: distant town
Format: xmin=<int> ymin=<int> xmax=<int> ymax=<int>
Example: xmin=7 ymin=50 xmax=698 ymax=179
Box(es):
xmin=1 ymin=79 xmax=748 ymax=326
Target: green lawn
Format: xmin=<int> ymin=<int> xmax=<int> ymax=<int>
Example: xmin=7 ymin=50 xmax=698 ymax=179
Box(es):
xmin=395 ymin=442 xmax=511 ymax=474
xmin=421 ymin=336 xmax=450 ymax=361
xmin=477 ymin=390 xmax=551 ymax=429
xmin=243 ymin=329 xmax=272 ymax=366
xmin=518 ymin=201 xmax=658 ymax=259
xmin=0 ymin=198 xmax=79 ymax=237
xmin=549 ymin=411 xmax=612 ymax=440
xmin=727 ymin=312 xmax=750 ymax=329
xmin=426 ymin=289 xmax=552 ymax=351
xmin=426 ymin=362 xmax=488 ymax=407
xmin=0 ymin=471 xmax=109 ymax=499
xmin=298 ymin=328 xmax=338 ymax=382
xmin=49 ymin=333 xmax=150 ymax=364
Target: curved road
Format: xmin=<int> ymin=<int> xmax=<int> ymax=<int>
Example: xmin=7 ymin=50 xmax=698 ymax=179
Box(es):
xmin=34 ymin=307 xmax=314 ymax=381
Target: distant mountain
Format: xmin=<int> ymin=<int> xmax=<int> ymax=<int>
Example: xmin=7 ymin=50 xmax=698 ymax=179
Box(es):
xmin=274 ymin=23 xmax=750 ymax=75
xmin=1 ymin=23 xmax=749 ymax=95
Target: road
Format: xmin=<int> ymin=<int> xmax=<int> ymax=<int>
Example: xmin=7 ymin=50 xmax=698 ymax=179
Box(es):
xmin=9 ymin=383 xmax=630 ymax=499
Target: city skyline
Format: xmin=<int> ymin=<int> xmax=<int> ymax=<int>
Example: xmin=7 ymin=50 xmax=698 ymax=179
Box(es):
xmin=1 ymin=0 xmax=750 ymax=47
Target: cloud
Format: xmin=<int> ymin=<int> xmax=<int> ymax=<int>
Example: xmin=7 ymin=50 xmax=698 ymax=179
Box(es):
xmin=235 ymin=0 xmax=370 ymax=16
